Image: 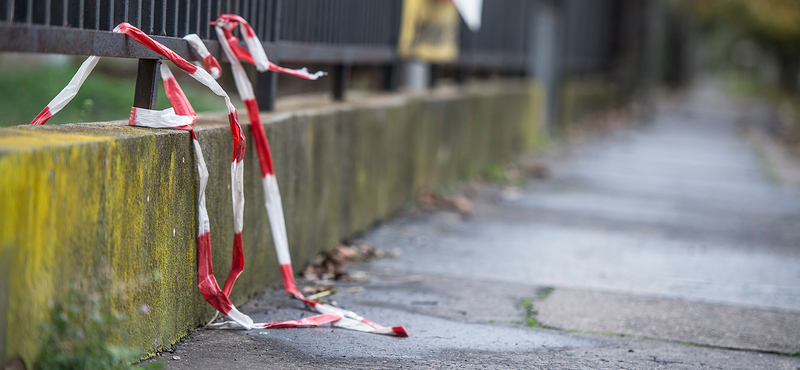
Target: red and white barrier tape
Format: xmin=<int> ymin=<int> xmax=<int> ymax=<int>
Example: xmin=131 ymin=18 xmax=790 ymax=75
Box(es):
xmin=114 ymin=23 xmax=253 ymax=330
xmin=30 ymin=55 xmax=100 ymax=125
xmin=183 ymin=34 xmax=222 ymax=79
xmin=211 ymin=14 xmax=326 ymax=80
xmin=28 ymin=20 xmax=407 ymax=337
xmin=204 ymin=15 xmax=407 ymax=337
xmin=150 ymin=61 xmax=342 ymax=332
xmin=30 ymin=23 xmax=255 ymax=329
xmin=131 ymin=64 xmax=252 ymax=330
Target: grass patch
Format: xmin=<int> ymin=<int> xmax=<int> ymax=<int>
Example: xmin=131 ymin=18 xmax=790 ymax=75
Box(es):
xmin=0 ymin=57 xmax=235 ymax=127
xmin=481 ymin=161 xmax=526 ymax=186
xmin=484 ymin=163 xmax=507 ymax=183
xmin=518 ymin=287 xmax=556 ymax=329
xmin=33 ymin=285 xmax=163 ymax=370
xmin=537 ymin=287 xmax=554 ymax=301
xmin=520 ymin=299 xmax=544 ymax=328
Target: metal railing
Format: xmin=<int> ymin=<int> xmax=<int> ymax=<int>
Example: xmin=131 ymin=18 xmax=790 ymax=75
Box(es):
xmin=562 ymin=0 xmax=618 ymax=74
xmin=0 ymin=0 xmax=627 ymax=111
xmin=458 ymin=0 xmax=530 ymax=71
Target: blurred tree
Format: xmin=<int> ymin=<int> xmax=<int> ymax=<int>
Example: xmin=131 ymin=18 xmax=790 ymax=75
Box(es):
xmin=693 ymin=0 xmax=800 ymax=92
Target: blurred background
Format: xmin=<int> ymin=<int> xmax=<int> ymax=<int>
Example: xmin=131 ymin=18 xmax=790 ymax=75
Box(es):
xmin=1 ymin=0 xmax=797 ymax=144
xmin=1 ymin=0 xmax=795 ymax=140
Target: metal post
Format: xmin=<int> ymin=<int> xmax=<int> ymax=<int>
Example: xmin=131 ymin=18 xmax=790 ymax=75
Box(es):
xmin=257 ymin=71 xmax=279 ymax=111
xmin=133 ymin=59 xmax=160 ymax=109
xmin=531 ymin=0 xmax=562 ymax=131
xmin=256 ymin=0 xmax=281 ymax=111
xmin=405 ymin=59 xmax=430 ymax=92
xmin=455 ymin=67 xmax=470 ymax=84
xmin=382 ymin=62 xmax=400 ymax=92
xmin=428 ymin=64 xmax=440 ymax=88
xmin=332 ymin=64 xmax=350 ymax=101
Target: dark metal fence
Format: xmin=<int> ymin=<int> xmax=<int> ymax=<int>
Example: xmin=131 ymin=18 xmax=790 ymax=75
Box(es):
xmin=458 ymin=0 xmax=530 ymax=72
xmin=0 ymin=0 xmax=627 ymax=111
xmin=562 ymin=0 xmax=618 ymax=74
xmin=0 ymin=0 xmax=401 ymax=61
xmin=1 ymin=0 xmax=273 ymax=39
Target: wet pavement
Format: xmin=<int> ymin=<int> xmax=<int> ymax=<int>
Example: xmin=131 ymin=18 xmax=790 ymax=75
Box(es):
xmin=157 ymin=88 xmax=800 ymax=369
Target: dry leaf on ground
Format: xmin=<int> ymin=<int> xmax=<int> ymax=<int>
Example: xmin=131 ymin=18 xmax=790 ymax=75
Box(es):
xmin=301 ymin=243 xmax=386 ymax=282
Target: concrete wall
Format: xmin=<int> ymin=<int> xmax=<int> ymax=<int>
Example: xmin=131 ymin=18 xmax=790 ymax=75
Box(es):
xmin=558 ymin=76 xmax=622 ymax=133
xmin=0 ymin=82 xmax=545 ymax=364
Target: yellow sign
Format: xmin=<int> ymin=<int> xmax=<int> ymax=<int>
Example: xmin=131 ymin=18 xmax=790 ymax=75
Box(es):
xmin=398 ymin=0 xmax=460 ymax=63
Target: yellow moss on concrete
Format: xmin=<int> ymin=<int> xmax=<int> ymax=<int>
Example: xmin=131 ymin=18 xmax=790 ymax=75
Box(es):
xmin=0 ymin=128 xmax=204 ymax=364
xmin=559 ymin=76 xmax=621 ymax=132
xmin=523 ymin=82 xmax=549 ymax=151
xmin=0 ymin=130 xmax=107 ymax=149
xmin=1 ymin=138 xmax=110 ymax=362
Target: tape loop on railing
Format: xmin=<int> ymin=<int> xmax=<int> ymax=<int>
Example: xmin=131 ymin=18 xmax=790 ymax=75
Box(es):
xmin=209 ymin=15 xmax=327 ymax=80
xmin=184 ymin=34 xmax=222 ymax=79
xmin=30 ymin=22 xmax=254 ymax=330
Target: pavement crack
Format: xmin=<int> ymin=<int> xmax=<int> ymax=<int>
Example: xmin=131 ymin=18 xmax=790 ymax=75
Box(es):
xmin=649 ymin=355 xmax=683 ymax=364
xmin=519 ymin=287 xmax=557 ymax=329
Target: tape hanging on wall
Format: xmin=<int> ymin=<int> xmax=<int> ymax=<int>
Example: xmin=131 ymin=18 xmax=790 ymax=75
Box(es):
xmin=29 ymin=22 xmax=257 ymax=330
xmin=28 ymin=20 xmax=407 ymax=337
xmin=203 ymin=14 xmax=407 ymax=337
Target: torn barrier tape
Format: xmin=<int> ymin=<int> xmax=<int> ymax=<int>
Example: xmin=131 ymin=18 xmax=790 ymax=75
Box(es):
xmin=113 ymin=23 xmax=252 ymax=329
xmin=183 ymin=34 xmax=222 ymax=80
xmin=30 ymin=55 xmax=100 ymax=125
xmin=29 ymin=23 xmax=256 ymax=329
xmin=211 ymin=14 xmax=326 ymax=80
xmin=205 ymin=14 xmax=408 ymax=337
xmin=146 ymin=62 xmax=345 ymax=331
xmin=29 ymin=21 xmax=406 ymax=335
xmin=29 ymin=23 xmax=371 ymax=333
xmin=129 ymin=64 xmax=250 ymax=324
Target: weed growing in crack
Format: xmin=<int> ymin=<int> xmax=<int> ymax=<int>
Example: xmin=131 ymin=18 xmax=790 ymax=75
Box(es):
xmin=537 ymin=287 xmax=554 ymax=301
xmin=520 ymin=299 xmax=544 ymax=328
xmin=519 ymin=287 xmax=556 ymax=329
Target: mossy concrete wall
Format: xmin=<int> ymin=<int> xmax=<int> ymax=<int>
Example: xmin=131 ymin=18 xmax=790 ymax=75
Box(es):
xmin=559 ymin=76 xmax=623 ymax=133
xmin=0 ymin=82 xmax=545 ymax=364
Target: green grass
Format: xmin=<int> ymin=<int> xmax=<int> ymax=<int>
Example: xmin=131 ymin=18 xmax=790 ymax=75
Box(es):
xmin=484 ymin=163 xmax=506 ymax=183
xmin=34 ymin=285 xmax=163 ymax=370
xmin=520 ymin=299 xmax=544 ymax=328
xmin=537 ymin=287 xmax=554 ymax=301
xmin=0 ymin=57 xmax=235 ymax=127
xmin=518 ymin=287 xmax=556 ymax=329
xmin=481 ymin=161 xmax=526 ymax=186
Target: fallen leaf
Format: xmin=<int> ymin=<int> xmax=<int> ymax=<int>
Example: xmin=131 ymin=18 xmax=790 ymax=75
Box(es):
xmin=306 ymin=288 xmax=336 ymax=301
xmin=301 ymin=243 xmax=387 ymax=281
xmin=525 ymin=161 xmax=550 ymax=179
xmin=302 ymin=285 xmax=333 ymax=294
xmin=442 ymin=194 xmax=473 ymax=218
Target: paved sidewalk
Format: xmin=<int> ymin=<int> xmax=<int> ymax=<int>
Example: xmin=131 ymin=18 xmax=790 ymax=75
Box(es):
xmin=157 ymin=88 xmax=800 ymax=369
